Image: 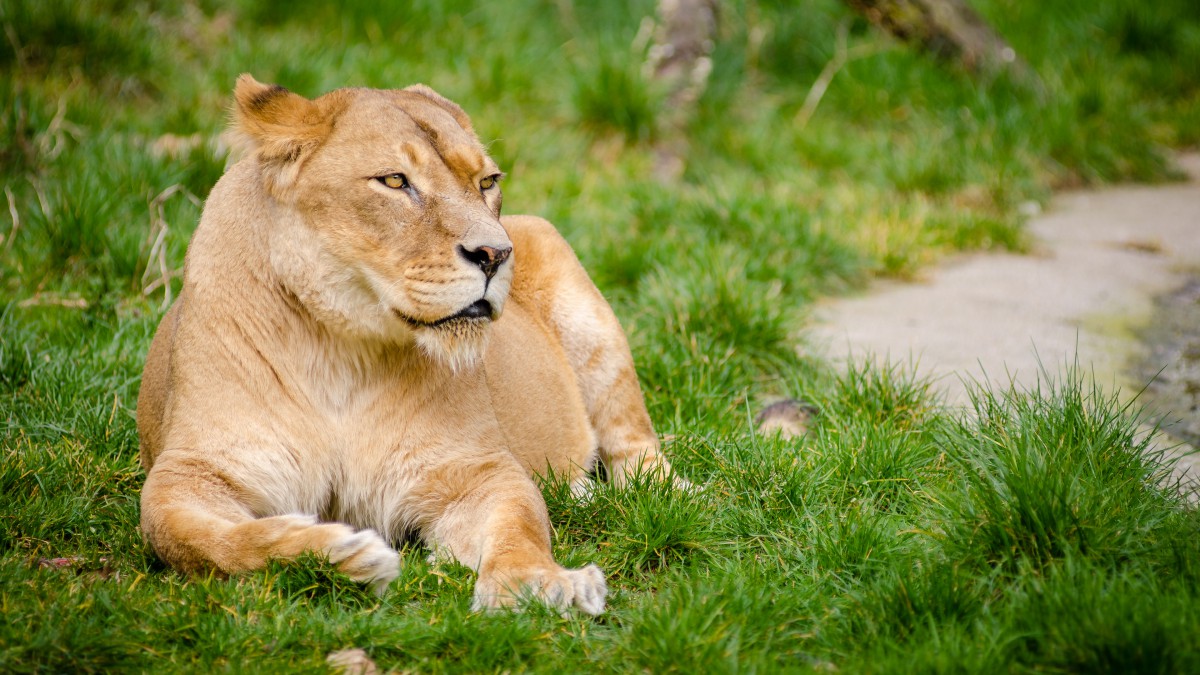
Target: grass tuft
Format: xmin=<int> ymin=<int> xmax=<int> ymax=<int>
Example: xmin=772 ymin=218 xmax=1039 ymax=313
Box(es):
xmin=939 ymin=368 xmax=1180 ymax=570
xmin=571 ymin=42 xmax=661 ymax=145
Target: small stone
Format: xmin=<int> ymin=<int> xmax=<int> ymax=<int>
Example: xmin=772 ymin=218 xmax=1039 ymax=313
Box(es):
xmin=756 ymin=399 xmax=818 ymax=440
xmin=326 ymin=648 xmax=379 ymax=675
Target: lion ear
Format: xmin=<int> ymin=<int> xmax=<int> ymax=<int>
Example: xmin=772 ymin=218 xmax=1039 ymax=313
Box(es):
xmin=231 ymin=74 xmax=341 ymax=189
xmin=403 ymin=84 xmax=475 ymax=135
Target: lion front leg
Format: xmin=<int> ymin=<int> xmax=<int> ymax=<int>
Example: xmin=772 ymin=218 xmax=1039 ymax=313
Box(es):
xmin=503 ymin=214 xmax=678 ymax=487
xmin=421 ymin=457 xmax=607 ymax=614
xmin=141 ymin=453 xmax=401 ymax=594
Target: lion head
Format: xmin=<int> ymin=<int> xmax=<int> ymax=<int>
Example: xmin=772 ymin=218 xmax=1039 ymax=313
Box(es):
xmin=230 ymin=74 xmax=513 ymax=370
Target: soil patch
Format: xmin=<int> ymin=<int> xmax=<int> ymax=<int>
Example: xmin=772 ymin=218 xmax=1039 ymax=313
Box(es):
xmin=1135 ymin=275 xmax=1200 ymax=448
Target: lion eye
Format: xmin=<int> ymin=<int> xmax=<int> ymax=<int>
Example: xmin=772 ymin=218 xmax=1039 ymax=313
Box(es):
xmin=479 ymin=174 xmax=501 ymax=191
xmin=378 ymin=173 xmax=409 ymax=190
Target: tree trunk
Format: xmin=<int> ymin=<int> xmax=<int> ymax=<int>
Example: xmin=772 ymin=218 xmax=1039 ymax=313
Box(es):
xmin=644 ymin=0 xmax=719 ymax=181
xmin=843 ymin=0 xmax=1034 ymax=79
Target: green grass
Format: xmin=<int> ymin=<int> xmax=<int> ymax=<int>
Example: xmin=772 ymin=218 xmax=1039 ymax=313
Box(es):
xmin=3 ymin=0 xmax=1199 ymax=671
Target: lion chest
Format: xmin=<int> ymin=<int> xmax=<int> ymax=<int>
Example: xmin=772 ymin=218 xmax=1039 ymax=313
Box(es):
xmin=315 ymin=304 xmax=596 ymax=478
xmin=478 ymin=302 xmax=598 ymax=480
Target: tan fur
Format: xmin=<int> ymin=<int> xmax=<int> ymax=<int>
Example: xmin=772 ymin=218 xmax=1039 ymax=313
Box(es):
xmin=136 ymin=75 xmax=676 ymax=614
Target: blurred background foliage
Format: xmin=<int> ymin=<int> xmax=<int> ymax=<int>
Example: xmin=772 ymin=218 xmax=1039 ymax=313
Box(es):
xmin=3 ymin=0 xmax=1198 ymax=426
xmin=4 ymin=0 xmax=1198 ymax=392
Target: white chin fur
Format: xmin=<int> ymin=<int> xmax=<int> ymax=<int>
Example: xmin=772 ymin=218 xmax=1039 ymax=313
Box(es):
xmin=413 ymin=321 xmax=491 ymax=373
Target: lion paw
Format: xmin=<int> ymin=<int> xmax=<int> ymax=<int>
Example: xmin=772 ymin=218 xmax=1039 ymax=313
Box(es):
xmin=473 ymin=563 xmax=607 ymax=616
xmin=323 ymin=525 xmax=401 ymax=595
xmin=609 ymin=455 xmax=690 ymax=491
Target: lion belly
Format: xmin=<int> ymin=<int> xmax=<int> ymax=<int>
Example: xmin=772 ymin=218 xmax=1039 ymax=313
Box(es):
xmin=482 ymin=300 xmax=597 ymax=480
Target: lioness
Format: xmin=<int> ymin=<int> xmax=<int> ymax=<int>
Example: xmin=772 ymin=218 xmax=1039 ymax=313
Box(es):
xmin=136 ymin=75 xmax=677 ymax=615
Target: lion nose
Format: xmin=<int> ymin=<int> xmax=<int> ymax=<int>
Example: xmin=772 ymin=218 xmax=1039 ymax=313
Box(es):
xmin=458 ymin=244 xmax=512 ymax=280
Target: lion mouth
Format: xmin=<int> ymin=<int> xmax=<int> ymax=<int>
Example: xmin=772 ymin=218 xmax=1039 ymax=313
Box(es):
xmin=395 ymin=299 xmax=495 ymax=328
xmin=444 ymin=299 xmax=494 ymax=322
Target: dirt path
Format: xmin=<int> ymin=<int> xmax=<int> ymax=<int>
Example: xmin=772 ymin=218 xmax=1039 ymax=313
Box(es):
xmin=808 ymin=154 xmax=1200 ymax=487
